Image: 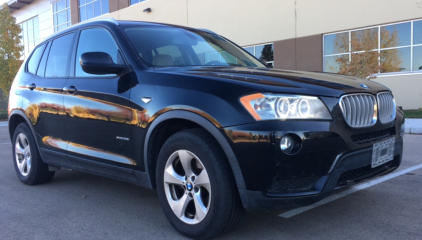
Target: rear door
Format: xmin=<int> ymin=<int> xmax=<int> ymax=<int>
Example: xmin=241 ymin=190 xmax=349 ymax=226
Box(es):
xmin=63 ymin=27 xmax=135 ymax=171
xmin=22 ymin=32 xmax=76 ymax=164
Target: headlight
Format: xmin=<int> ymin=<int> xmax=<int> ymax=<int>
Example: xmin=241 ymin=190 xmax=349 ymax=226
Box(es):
xmin=240 ymin=93 xmax=332 ymax=120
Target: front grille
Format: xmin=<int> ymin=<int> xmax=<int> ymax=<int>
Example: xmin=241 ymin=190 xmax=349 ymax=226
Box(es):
xmin=337 ymin=161 xmax=394 ymax=187
xmin=377 ymin=92 xmax=396 ymax=124
xmin=340 ymin=94 xmax=377 ymax=128
xmin=351 ymin=127 xmax=394 ymax=143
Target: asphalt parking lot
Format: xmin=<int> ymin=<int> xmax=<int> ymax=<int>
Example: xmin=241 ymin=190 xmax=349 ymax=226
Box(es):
xmin=1 ymin=121 xmax=421 ymax=240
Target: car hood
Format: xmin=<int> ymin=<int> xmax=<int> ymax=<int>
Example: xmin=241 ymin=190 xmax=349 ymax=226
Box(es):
xmin=154 ymin=67 xmax=389 ymax=97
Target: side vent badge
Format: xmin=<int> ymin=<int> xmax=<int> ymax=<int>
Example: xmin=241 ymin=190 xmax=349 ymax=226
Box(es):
xmin=142 ymin=97 xmax=152 ymax=104
xmin=116 ymin=136 xmax=130 ymax=141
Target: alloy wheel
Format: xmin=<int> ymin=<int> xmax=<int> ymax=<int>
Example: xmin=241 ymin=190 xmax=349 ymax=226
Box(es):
xmin=163 ymin=150 xmax=211 ymax=224
xmin=15 ymin=133 xmax=32 ymax=177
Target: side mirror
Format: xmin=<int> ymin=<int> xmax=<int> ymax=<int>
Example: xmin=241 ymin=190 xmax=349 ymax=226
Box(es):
xmin=80 ymin=52 xmax=126 ymax=75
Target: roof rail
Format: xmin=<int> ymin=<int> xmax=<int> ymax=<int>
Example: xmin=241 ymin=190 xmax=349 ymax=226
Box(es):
xmin=70 ymin=17 xmax=119 ymax=28
xmin=84 ymin=17 xmax=119 ymax=25
xmin=44 ymin=17 xmax=119 ymax=40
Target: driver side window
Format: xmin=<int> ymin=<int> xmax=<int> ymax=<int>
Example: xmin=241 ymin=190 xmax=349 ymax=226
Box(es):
xmin=75 ymin=28 xmax=124 ymax=77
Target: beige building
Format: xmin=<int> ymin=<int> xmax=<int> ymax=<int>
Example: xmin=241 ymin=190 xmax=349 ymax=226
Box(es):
xmin=3 ymin=0 xmax=422 ymax=110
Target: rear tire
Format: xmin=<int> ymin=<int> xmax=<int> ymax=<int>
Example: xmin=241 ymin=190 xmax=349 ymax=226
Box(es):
xmin=12 ymin=123 xmax=55 ymax=185
xmin=156 ymin=129 xmax=244 ymax=239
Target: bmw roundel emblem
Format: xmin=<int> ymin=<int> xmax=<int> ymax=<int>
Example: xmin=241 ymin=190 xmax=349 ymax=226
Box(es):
xmin=359 ymin=84 xmax=370 ymax=89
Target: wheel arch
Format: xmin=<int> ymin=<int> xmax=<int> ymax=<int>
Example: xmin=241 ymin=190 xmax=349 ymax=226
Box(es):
xmin=144 ymin=110 xmax=246 ymax=190
xmin=8 ymin=110 xmax=36 ymax=143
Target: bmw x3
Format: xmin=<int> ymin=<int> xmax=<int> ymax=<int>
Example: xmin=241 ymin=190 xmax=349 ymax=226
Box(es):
xmin=8 ymin=18 xmax=404 ymax=239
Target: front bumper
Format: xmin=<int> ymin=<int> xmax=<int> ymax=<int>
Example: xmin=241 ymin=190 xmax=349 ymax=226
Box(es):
xmin=222 ymin=110 xmax=405 ymax=212
xmin=238 ymin=142 xmax=402 ymax=211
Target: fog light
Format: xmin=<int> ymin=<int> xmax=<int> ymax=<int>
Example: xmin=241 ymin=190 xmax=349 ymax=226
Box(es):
xmin=280 ymin=135 xmax=294 ymax=154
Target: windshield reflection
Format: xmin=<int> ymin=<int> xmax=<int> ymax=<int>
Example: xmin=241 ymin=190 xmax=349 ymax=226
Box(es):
xmin=123 ymin=25 xmax=267 ymax=68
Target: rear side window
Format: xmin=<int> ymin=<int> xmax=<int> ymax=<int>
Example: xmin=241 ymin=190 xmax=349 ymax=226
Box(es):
xmin=75 ymin=28 xmax=124 ymax=77
xmin=37 ymin=42 xmax=51 ymax=77
xmin=45 ymin=32 xmax=75 ymax=77
xmin=27 ymin=44 xmax=46 ymax=74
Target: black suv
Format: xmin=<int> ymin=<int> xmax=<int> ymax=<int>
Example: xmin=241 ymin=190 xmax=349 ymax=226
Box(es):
xmin=8 ymin=18 xmax=404 ymax=239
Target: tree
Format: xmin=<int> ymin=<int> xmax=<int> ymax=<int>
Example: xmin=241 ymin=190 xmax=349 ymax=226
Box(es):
xmin=259 ymin=45 xmax=273 ymax=67
xmin=259 ymin=45 xmax=273 ymax=62
xmin=328 ymin=27 xmax=401 ymax=79
xmin=379 ymin=27 xmax=402 ymax=73
xmin=0 ymin=3 xmax=23 ymax=100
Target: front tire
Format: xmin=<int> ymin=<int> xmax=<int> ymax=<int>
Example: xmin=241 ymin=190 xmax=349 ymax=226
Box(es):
xmin=156 ymin=129 xmax=243 ymax=239
xmin=12 ymin=123 xmax=55 ymax=185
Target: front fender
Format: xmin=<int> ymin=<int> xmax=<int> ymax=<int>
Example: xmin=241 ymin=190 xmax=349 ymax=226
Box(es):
xmin=143 ymin=110 xmax=246 ymax=190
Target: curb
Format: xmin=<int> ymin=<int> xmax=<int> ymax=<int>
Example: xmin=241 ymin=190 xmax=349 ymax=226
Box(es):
xmin=404 ymin=119 xmax=422 ymax=134
xmin=408 ymin=127 xmax=422 ymax=134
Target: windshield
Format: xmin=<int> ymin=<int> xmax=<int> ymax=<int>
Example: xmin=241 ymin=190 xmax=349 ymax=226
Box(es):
xmin=122 ymin=25 xmax=267 ymax=68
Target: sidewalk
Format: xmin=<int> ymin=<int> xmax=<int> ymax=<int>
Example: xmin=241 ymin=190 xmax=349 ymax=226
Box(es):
xmin=405 ymin=119 xmax=422 ymax=134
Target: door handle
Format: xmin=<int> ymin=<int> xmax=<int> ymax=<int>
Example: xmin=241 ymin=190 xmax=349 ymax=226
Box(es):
xmin=26 ymin=83 xmax=36 ymax=90
xmin=63 ymin=86 xmax=77 ymax=93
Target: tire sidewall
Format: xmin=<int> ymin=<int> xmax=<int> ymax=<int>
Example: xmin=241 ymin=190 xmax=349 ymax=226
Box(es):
xmin=156 ymin=132 xmax=229 ymax=238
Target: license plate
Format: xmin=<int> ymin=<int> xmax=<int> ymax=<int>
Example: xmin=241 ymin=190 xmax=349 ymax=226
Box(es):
xmin=372 ymin=138 xmax=395 ymax=168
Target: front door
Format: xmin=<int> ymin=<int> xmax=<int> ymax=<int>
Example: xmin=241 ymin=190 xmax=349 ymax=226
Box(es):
xmin=63 ymin=27 xmax=135 ymax=170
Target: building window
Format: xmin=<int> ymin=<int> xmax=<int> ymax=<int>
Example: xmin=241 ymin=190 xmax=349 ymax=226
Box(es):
xmin=52 ymin=0 xmax=71 ymax=32
xmin=323 ymin=19 xmax=422 ymax=75
xmin=243 ymin=43 xmax=274 ymax=67
xmin=19 ymin=17 xmax=40 ymax=59
xmin=79 ymin=0 xmax=109 ymax=22
xmin=130 ymin=0 xmax=146 ymax=5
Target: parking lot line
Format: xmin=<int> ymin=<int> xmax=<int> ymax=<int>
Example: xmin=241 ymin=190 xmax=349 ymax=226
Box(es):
xmin=279 ymin=163 xmax=422 ymax=218
xmin=0 ymin=143 xmax=11 ymax=145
